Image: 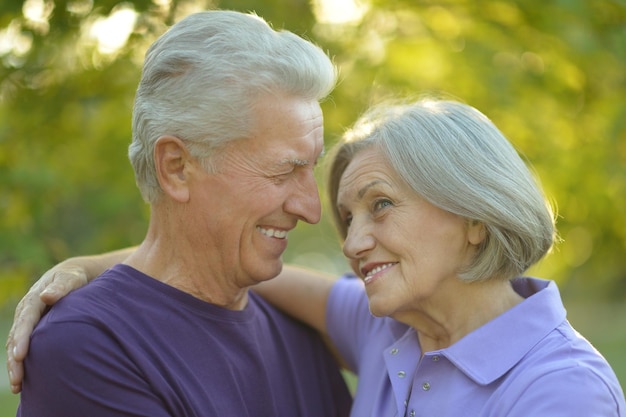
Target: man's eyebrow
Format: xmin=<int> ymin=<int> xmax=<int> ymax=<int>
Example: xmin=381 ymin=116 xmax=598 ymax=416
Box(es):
xmin=278 ymin=158 xmax=309 ymax=167
xmin=278 ymin=147 xmax=325 ymax=167
xmin=293 ymin=159 xmax=309 ymax=166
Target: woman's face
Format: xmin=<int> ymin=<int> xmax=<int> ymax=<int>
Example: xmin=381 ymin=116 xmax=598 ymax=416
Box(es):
xmin=336 ymin=146 xmax=484 ymax=319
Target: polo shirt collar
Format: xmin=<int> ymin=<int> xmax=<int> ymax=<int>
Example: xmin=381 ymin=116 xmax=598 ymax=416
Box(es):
xmin=439 ymin=277 xmax=566 ymax=385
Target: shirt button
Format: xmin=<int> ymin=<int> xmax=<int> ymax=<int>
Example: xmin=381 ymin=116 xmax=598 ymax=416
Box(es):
xmin=397 ymin=371 xmax=406 ymax=378
xmin=390 ymin=348 xmax=399 ymax=355
xmin=422 ymin=382 xmax=431 ymax=391
xmin=432 ymin=355 xmax=440 ymax=362
xmin=409 ymin=410 xmax=416 ymax=417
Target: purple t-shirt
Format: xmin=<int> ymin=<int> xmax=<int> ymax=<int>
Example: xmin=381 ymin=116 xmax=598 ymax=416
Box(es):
xmin=327 ymin=275 xmax=625 ymax=417
xmin=18 ymin=264 xmax=352 ymax=417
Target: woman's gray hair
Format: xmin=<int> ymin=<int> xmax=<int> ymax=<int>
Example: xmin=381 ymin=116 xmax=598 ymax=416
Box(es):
xmin=130 ymin=10 xmax=337 ymax=203
xmin=328 ymin=98 xmax=556 ymax=281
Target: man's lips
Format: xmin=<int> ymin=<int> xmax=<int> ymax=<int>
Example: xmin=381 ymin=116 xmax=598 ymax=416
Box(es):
xmin=256 ymin=226 xmax=289 ymax=239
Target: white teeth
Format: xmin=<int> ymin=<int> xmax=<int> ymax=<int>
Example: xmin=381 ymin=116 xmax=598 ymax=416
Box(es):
xmin=366 ymin=263 xmax=395 ymax=278
xmin=257 ymin=227 xmax=288 ymax=239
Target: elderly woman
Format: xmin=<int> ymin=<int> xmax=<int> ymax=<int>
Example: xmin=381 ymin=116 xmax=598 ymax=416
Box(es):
xmin=7 ymin=98 xmax=625 ymax=416
xmin=264 ymin=98 xmax=625 ymax=416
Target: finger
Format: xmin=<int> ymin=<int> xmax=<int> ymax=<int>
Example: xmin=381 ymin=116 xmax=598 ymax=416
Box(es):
xmin=6 ymin=291 xmax=46 ymax=394
xmin=5 ymin=267 xmax=71 ymax=391
xmin=7 ymin=291 xmax=47 ymax=361
xmin=39 ymin=268 xmax=88 ymax=305
xmin=7 ymin=267 xmax=85 ymax=360
xmin=5 ymin=265 xmax=90 ymax=393
xmin=7 ymin=355 xmax=23 ymax=394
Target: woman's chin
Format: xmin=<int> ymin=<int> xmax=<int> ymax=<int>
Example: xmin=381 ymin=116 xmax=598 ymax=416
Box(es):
xmin=367 ymin=298 xmax=391 ymax=318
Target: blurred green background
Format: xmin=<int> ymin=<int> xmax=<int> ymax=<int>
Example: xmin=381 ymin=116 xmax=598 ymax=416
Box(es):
xmin=1 ymin=0 xmax=625 ymax=413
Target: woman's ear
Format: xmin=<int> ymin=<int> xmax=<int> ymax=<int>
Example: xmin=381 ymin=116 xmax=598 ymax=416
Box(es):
xmin=468 ymin=220 xmax=487 ymax=246
xmin=154 ymin=136 xmax=191 ymax=203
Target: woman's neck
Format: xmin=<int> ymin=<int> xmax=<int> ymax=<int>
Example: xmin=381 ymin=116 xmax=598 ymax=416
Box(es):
xmin=396 ymin=278 xmax=524 ymax=353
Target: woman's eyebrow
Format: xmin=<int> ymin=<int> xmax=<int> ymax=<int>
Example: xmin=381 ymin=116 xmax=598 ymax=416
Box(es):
xmin=358 ymin=180 xmax=387 ymax=199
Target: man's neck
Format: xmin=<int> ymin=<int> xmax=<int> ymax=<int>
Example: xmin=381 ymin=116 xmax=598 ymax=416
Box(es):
xmin=124 ymin=229 xmax=250 ymax=311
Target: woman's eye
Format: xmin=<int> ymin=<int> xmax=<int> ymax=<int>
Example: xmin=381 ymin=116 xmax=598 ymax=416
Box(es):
xmin=373 ymin=199 xmax=392 ymax=211
xmin=345 ymin=214 xmax=353 ymax=227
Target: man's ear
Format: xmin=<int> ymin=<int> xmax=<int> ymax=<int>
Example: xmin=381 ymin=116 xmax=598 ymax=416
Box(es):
xmin=154 ymin=135 xmax=191 ymax=203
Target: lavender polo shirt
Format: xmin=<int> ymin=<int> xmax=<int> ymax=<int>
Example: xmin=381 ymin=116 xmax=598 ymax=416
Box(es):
xmin=327 ymin=275 xmax=625 ymax=417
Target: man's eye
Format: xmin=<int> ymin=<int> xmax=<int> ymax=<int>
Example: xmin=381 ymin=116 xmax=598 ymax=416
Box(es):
xmin=270 ymin=172 xmax=292 ymax=183
xmin=344 ymin=214 xmax=352 ymax=227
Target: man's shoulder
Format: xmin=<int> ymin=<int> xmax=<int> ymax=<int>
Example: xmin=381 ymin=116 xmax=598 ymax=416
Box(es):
xmin=36 ymin=265 xmax=144 ymax=330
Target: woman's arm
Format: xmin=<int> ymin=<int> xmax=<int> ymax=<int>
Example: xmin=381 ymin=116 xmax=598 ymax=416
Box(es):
xmin=5 ymin=246 xmax=136 ymax=393
xmin=254 ymin=265 xmax=348 ymax=369
xmin=254 ymin=265 xmax=336 ymax=335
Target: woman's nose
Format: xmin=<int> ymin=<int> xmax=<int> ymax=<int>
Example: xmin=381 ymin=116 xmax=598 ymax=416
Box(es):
xmin=342 ymin=218 xmax=375 ymax=260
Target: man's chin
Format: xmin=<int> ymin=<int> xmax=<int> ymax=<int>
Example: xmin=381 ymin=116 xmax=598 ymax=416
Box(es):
xmin=253 ymin=258 xmax=284 ymax=283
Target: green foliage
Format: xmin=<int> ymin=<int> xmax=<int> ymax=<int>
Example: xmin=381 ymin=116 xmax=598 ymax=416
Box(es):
xmin=0 ymin=0 xmax=625 ymax=304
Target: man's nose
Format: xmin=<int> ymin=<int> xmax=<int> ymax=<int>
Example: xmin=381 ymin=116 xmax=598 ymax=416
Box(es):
xmin=286 ymin=171 xmax=321 ymax=224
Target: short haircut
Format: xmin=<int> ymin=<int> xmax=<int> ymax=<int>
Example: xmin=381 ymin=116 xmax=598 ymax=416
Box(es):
xmin=130 ymin=10 xmax=337 ymax=203
xmin=328 ymin=98 xmax=556 ymax=281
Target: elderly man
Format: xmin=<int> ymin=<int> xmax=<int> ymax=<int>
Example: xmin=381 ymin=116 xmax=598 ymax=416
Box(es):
xmin=12 ymin=10 xmax=351 ymax=417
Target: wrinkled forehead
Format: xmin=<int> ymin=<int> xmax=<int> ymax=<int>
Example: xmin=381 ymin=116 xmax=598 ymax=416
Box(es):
xmin=338 ymin=147 xmax=394 ymax=195
xmin=329 ymin=142 xmax=387 ymax=236
xmin=330 ymin=140 xmax=381 ymax=190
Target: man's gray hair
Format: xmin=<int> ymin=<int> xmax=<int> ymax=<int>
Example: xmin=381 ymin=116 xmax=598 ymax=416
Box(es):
xmin=130 ymin=10 xmax=337 ymax=203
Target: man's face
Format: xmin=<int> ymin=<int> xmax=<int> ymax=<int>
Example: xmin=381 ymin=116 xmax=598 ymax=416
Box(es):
xmin=187 ymin=93 xmax=324 ymax=289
